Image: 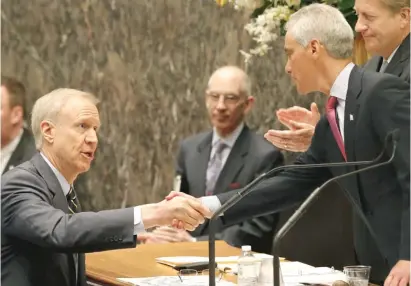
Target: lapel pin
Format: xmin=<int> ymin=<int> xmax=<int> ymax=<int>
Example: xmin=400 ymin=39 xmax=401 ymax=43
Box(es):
xmin=349 ymin=114 xmax=354 ymax=121
xmin=9 ymin=165 xmax=14 ymax=170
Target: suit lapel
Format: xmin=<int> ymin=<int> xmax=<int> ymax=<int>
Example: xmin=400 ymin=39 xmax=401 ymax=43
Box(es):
xmin=385 ymin=34 xmax=410 ymax=76
xmin=32 ymin=153 xmax=79 ymax=283
xmin=212 ymin=126 xmax=249 ymax=195
xmin=3 ymin=130 xmax=27 ymax=174
xmin=31 ymin=153 xmax=70 ymax=214
xmin=344 ymin=66 xmax=362 ymax=163
xmin=192 ymin=132 xmax=213 ymax=197
xmin=365 ymin=56 xmax=381 ymax=72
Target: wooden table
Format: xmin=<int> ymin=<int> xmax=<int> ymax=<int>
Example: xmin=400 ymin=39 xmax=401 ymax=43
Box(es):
xmin=86 ymin=240 xmax=241 ymax=285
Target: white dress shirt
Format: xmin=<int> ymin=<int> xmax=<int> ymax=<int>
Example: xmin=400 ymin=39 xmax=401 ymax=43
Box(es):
xmin=201 ymin=63 xmax=357 ymax=214
xmin=0 ymin=129 xmax=23 ymax=174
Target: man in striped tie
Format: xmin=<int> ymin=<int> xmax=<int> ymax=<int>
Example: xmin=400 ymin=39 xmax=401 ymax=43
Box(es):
xmin=1 ymin=88 xmax=212 ymax=286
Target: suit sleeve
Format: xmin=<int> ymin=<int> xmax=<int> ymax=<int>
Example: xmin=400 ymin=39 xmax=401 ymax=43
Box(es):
xmin=195 ymin=149 xmax=284 ymax=250
xmin=371 ymin=77 xmax=410 ymax=260
xmin=1 ymin=169 xmax=137 ymax=253
xmin=216 ymin=120 xmax=332 ymax=227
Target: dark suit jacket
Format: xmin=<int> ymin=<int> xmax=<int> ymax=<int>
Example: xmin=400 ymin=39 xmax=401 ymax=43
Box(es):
xmin=364 ymin=34 xmax=410 ymax=83
xmin=176 ymin=125 xmax=284 ymax=253
xmin=216 ymin=67 xmax=410 ymax=281
xmin=2 ymin=128 xmax=36 ymax=175
xmin=1 ymin=153 xmax=137 ymax=286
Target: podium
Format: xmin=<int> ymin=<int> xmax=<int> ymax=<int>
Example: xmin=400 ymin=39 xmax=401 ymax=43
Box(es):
xmin=86 ymin=241 xmax=241 ymax=285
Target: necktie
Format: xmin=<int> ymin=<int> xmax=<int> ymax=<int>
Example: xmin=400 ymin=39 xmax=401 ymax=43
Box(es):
xmin=66 ymin=186 xmax=78 ymax=214
xmin=205 ymin=142 xmax=227 ymax=196
xmin=379 ymin=60 xmax=388 ymax=73
xmin=66 ymin=186 xmax=79 ymax=283
xmin=326 ymin=96 xmax=347 ymax=161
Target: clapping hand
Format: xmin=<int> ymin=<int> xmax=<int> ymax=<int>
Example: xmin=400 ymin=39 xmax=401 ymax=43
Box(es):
xmin=264 ymin=102 xmax=320 ymax=152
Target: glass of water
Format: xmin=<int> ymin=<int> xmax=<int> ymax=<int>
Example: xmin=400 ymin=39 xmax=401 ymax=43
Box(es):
xmin=343 ymin=265 xmax=371 ymax=286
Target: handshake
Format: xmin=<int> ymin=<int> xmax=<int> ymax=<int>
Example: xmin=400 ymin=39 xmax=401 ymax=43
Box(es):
xmin=139 ymin=191 xmax=213 ymax=236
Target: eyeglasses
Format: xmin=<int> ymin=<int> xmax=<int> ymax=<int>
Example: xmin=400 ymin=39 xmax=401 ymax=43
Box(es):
xmin=177 ymin=267 xmax=231 ymax=282
xmin=206 ymin=92 xmax=243 ymax=105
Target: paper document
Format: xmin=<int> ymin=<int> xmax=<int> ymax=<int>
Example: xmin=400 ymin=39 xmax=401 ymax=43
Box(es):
xmin=217 ymin=261 xmax=348 ymax=286
xmin=156 ymin=253 xmax=281 ymax=267
xmin=118 ymin=276 xmax=236 ymax=286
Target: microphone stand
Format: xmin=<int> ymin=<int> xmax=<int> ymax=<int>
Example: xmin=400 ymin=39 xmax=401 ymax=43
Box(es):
xmin=207 ymin=130 xmax=396 ymax=286
xmin=207 ymin=130 xmax=398 ymax=286
xmin=272 ymin=141 xmax=397 ymax=286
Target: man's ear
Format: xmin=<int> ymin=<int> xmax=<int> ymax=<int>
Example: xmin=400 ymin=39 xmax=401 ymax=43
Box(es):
xmin=399 ymin=7 xmax=410 ymax=29
xmin=40 ymin=120 xmax=56 ymax=144
xmin=244 ymin=96 xmax=255 ymax=115
xmin=10 ymin=106 xmax=23 ymax=125
xmin=308 ymin=39 xmax=321 ymax=57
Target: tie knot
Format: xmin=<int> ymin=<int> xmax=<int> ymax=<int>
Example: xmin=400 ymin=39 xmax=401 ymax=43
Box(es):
xmin=215 ymin=141 xmax=228 ymax=154
xmin=326 ymin=96 xmax=338 ymax=111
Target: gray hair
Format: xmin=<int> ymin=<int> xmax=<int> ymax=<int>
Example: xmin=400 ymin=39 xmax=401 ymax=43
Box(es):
xmin=285 ymin=3 xmax=354 ymax=59
xmin=31 ymin=88 xmax=99 ymax=150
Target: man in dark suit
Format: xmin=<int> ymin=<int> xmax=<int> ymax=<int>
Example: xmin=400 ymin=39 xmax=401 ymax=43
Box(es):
xmin=1 ymin=88 xmax=211 ymax=286
xmin=1 ymin=76 xmax=36 ymax=175
xmin=265 ymin=0 xmax=410 ymax=150
xmin=141 ymin=66 xmax=284 ymax=254
xmin=168 ymin=4 xmax=410 ymax=285
xmin=261 ymin=0 xmax=410 ymax=275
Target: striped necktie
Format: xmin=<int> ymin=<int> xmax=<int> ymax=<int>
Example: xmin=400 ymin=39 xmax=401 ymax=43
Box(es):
xmin=66 ymin=186 xmax=78 ymax=214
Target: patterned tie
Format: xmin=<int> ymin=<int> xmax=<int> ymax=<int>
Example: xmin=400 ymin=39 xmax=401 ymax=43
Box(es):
xmin=66 ymin=186 xmax=78 ymax=214
xmin=326 ymin=96 xmax=347 ymax=161
xmin=205 ymin=141 xmax=227 ymax=196
xmin=66 ymin=186 xmax=79 ymax=283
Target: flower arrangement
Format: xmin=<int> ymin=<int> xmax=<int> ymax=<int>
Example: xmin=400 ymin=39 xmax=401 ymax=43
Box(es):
xmin=217 ymin=0 xmax=357 ymax=63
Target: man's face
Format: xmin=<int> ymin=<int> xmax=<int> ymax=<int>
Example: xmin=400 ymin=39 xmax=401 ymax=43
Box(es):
xmin=355 ymin=0 xmax=409 ymax=57
xmin=45 ymin=96 xmax=100 ymax=176
xmin=284 ymin=33 xmax=318 ymax=95
xmin=205 ymin=74 xmax=253 ymax=136
xmin=1 ymin=86 xmax=23 ymax=147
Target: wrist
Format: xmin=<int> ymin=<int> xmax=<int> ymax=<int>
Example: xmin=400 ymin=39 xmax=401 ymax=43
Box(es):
xmin=141 ymin=204 xmax=162 ymax=229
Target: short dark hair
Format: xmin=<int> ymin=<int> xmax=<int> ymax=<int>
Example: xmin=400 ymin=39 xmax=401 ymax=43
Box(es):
xmin=1 ymin=76 xmax=27 ymax=119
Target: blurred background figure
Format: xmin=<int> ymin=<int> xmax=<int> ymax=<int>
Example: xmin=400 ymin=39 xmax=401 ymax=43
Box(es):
xmin=1 ymin=76 xmax=36 ymax=175
xmin=142 ymin=66 xmax=284 ymax=254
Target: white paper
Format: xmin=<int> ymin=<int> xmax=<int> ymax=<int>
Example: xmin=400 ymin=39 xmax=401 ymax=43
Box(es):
xmin=156 ymin=253 xmax=276 ymax=265
xmin=118 ymin=276 xmax=236 ymax=286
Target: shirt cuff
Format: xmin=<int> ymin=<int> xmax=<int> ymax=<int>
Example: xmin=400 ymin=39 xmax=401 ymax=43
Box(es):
xmin=200 ymin=196 xmax=223 ymax=216
xmin=133 ymin=206 xmax=146 ymax=235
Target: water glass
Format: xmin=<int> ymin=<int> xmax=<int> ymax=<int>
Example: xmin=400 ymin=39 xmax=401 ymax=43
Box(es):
xmin=257 ymin=258 xmax=284 ymax=286
xmin=343 ymin=265 xmax=371 ymax=286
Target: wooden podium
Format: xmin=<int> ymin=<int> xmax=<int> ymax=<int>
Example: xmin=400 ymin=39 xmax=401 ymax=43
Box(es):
xmin=86 ymin=241 xmax=241 ymax=285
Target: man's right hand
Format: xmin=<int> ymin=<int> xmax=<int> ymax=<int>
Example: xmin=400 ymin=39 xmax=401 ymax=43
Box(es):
xmin=141 ymin=195 xmax=211 ymax=231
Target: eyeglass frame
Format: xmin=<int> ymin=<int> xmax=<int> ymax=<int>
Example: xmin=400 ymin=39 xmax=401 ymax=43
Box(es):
xmin=205 ymin=91 xmax=249 ymax=105
xmin=177 ymin=267 xmax=231 ymax=282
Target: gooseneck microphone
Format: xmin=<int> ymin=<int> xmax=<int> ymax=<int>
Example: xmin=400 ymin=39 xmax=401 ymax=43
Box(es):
xmin=272 ymin=129 xmax=399 ymax=286
xmin=207 ymin=129 xmax=399 ymax=286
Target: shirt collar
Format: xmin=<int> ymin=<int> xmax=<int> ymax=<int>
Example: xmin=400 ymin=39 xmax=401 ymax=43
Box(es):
xmin=330 ymin=62 xmax=355 ymax=101
xmin=1 ymin=128 xmax=23 ymax=154
xmin=40 ymin=152 xmax=71 ymax=196
xmin=212 ymin=122 xmax=244 ymax=149
xmin=385 ymin=46 xmax=400 ymax=63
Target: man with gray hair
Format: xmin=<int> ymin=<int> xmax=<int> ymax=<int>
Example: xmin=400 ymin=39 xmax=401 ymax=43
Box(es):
xmin=168 ymin=4 xmax=410 ymax=285
xmin=1 ymin=88 xmax=211 ymax=286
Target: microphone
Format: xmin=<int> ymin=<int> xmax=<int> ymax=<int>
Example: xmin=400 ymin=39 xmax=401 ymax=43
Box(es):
xmin=272 ymin=130 xmax=399 ymax=286
xmin=207 ymin=129 xmax=398 ymax=286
